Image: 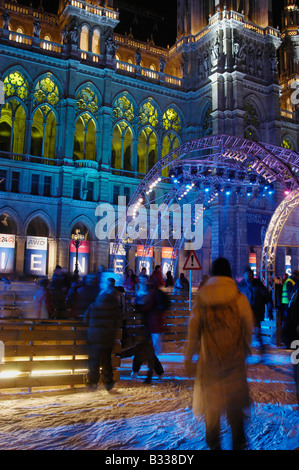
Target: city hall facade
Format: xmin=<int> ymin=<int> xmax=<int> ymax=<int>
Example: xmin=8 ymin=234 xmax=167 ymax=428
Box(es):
xmin=0 ymin=0 xmax=298 ymax=281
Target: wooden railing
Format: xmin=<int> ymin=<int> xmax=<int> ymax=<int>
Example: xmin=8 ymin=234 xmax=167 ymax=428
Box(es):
xmin=0 ymin=289 xmax=278 ymax=392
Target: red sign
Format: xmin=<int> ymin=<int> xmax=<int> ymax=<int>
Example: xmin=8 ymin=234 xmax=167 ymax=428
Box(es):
xmin=183 ymin=250 xmax=202 ymax=270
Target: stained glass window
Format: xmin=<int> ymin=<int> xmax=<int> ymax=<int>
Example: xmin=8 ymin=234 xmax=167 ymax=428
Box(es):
xmin=244 ymin=102 xmax=259 ymax=141
xmin=76 ymin=86 xmax=99 ymax=115
xmin=113 ymin=93 xmax=134 ymax=123
xmin=162 ymin=108 xmax=181 ymax=133
xmin=281 ymin=136 xmax=294 ymax=150
xmin=4 ymin=71 xmax=29 ymax=102
xmin=33 ymin=74 xmax=59 ymax=109
xmin=139 ymin=100 xmax=158 ymax=128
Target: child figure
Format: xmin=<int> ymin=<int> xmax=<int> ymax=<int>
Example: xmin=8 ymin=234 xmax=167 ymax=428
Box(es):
xmin=119 ymin=336 xmax=164 ymax=384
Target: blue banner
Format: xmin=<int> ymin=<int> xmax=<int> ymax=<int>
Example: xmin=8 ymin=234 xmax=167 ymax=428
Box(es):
xmin=69 ymin=241 xmax=89 ymax=276
xmin=247 ymin=212 xmax=271 ymax=246
xmin=0 ymin=234 xmax=15 ymax=274
xmin=25 ymin=236 xmax=47 ymax=276
xmin=136 ymin=245 xmax=153 ymax=276
xmin=109 ymin=243 xmax=126 ymax=274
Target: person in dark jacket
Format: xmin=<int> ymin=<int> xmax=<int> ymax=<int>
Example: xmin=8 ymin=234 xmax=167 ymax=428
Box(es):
xmin=238 ymin=267 xmax=272 ymax=354
xmin=118 ymin=336 xmax=164 ymax=384
xmin=67 ymin=273 xmax=98 ymax=318
xmin=84 ymin=278 xmax=122 ymax=391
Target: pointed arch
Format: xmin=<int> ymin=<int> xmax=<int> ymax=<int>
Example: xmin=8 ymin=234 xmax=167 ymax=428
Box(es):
xmin=111 ymin=121 xmax=133 ymax=171
xmin=73 ymin=112 xmax=97 ymax=161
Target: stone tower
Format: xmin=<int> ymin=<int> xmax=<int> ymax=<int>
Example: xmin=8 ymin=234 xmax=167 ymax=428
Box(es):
xmin=176 ymin=0 xmax=281 ymax=144
xmin=176 ymin=0 xmax=282 ymax=275
xmin=279 ymin=0 xmax=299 ymax=138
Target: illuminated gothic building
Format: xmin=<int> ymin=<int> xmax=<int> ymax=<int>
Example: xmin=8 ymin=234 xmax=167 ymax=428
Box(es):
xmin=0 ymin=0 xmax=298 ymax=280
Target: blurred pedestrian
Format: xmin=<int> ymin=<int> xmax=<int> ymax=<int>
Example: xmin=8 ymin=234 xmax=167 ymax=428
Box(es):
xmin=123 ymin=269 xmax=138 ymax=292
xmin=184 ymin=257 xmax=253 ymax=450
xmin=67 ymin=273 xmax=98 ymax=318
xmin=84 ymin=278 xmax=122 ymax=391
xmin=173 ymin=273 xmax=189 ymax=293
xmin=198 ymin=274 xmax=209 ymax=290
xmin=34 ymin=278 xmax=53 ymax=319
xmin=150 ymin=265 xmax=165 ymax=289
xmin=135 ymin=278 xmax=166 ymax=354
xmin=49 ymin=265 xmax=70 ymax=318
xmin=238 ymin=267 xmax=272 ymax=354
xmin=118 ymin=336 xmax=164 ymax=384
xmin=281 ymin=270 xmax=299 ymax=348
xmin=165 ymin=271 xmax=174 ymax=290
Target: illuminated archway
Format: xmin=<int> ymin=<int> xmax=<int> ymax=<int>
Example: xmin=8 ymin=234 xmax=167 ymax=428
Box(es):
xmin=111 ymin=134 xmax=299 ymax=275
xmin=261 ymin=188 xmax=299 ymax=285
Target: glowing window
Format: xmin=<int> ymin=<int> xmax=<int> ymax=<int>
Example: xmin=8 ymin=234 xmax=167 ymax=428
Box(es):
xmin=162 ymin=108 xmax=181 ymax=133
xmin=113 ymin=93 xmax=135 ymax=123
xmin=4 ymin=71 xmax=29 ymax=102
xmin=111 ymin=121 xmax=133 ymax=171
xmin=137 ymin=126 xmax=157 ymax=174
xmin=73 ymin=113 xmax=96 ymax=161
xmin=76 ymin=86 xmax=98 ymax=115
xmin=139 ymin=99 xmax=158 ymax=128
xmin=33 ymin=74 xmax=59 ymax=109
xmin=281 ymin=137 xmax=294 ymax=150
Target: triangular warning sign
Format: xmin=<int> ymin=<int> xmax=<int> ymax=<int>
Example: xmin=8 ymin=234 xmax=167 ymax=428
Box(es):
xmin=183 ymin=250 xmax=202 ymax=270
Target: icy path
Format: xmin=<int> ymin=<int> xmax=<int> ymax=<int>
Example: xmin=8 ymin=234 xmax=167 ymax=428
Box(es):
xmin=0 ymin=344 xmax=298 ymax=450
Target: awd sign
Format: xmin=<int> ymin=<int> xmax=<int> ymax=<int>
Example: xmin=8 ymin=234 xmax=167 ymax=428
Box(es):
xmin=25 ymin=236 xmax=48 ymax=275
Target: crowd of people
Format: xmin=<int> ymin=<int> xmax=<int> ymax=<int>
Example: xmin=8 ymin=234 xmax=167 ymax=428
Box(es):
xmin=31 ymin=260 xmax=299 ymax=450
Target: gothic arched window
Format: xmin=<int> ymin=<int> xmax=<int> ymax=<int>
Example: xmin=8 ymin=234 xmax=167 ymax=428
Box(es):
xmin=113 ymin=93 xmax=135 ymax=123
xmin=139 ymin=99 xmax=158 ymax=128
xmin=281 ymin=136 xmax=295 ymax=150
xmin=162 ymin=107 xmax=181 ymax=133
xmin=30 ymin=105 xmax=57 ymax=159
xmin=111 ymin=122 xmax=133 ymax=172
xmin=0 ymin=100 xmax=26 ymax=154
xmin=76 ymin=86 xmax=99 ymax=115
xmin=112 ymin=93 xmax=135 ymax=171
xmin=137 ymin=99 xmax=159 ymax=174
xmin=137 ymin=127 xmax=157 ymax=174
xmin=33 ymin=74 xmax=59 ymax=109
xmin=0 ymin=71 xmax=29 ymax=154
xmin=73 ymin=113 xmax=96 ymax=161
xmin=162 ymin=107 xmax=182 ymax=176
xmin=244 ymin=102 xmax=260 ymax=142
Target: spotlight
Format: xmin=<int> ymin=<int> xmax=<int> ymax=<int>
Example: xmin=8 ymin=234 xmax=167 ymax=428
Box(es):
xmin=225 ymin=185 xmax=232 ymax=195
xmin=268 ymin=184 xmax=274 ymax=195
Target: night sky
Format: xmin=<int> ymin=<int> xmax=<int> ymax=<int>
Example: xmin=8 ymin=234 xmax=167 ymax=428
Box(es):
xmin=24 ymin=0 xmax=285 ymax=48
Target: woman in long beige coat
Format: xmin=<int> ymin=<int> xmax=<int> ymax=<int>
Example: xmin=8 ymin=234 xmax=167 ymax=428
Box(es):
xmin=184 ymin=258 xmax=254 ymax=450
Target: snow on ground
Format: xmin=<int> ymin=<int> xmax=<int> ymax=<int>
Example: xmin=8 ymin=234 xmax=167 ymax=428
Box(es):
xmin=0 ymin=342 xmax=298 ymax=451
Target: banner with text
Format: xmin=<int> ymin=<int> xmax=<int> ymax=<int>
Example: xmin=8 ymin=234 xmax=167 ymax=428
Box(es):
xmin=109 ymin=243 xmax=126 ymax=274
xmin=247 ymin=212 xmax=272 ymax=246
xmin=136 ymin=245 xmax=153 ymax=276
xmin=161 ymin=247 xmax=177 ymax=277
xmin=25 ymin=236 xmax=47 ymax=276
xmin=69 ymin=241 xmax=89 ymax=276
xmin=0 ymin=234 xmax=15 ymax=274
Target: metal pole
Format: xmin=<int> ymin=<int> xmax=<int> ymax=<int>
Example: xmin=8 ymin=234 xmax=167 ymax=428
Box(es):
xmin=189 ymin=269 xmax=192 ymax=309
